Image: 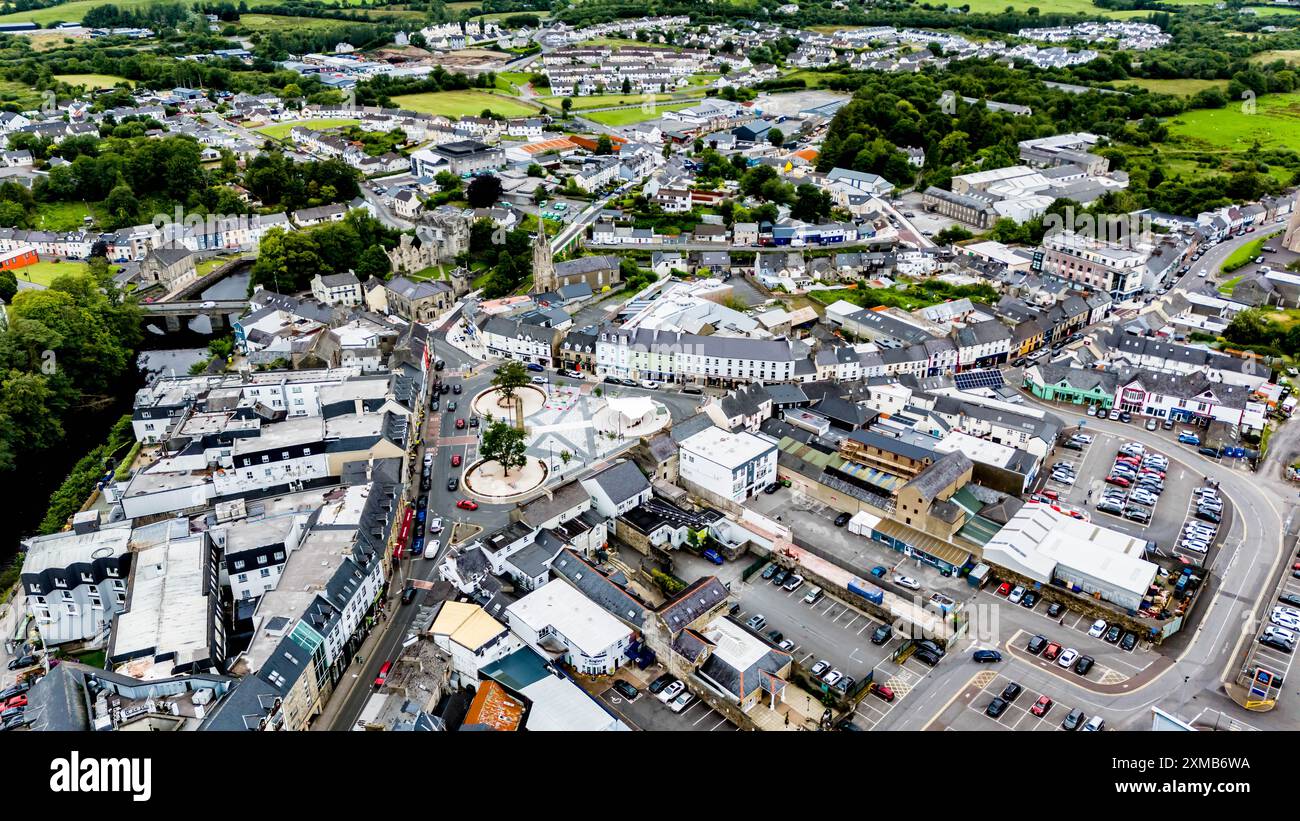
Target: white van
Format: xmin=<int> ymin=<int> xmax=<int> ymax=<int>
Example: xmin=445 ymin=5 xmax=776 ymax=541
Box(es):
xmin=803 ymin=585 xmax=823 ymax=605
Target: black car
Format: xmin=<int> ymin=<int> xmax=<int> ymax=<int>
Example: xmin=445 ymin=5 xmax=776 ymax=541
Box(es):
xmin=728 ymin=603 xmax=742 ymax=617
xmin=1020 ymin=592 xmax=1038 ymax=608
xmin=469 ymin=417 xmax=478 ymax=428
xmin=1074 ymin=655 xmax=1095 ymax=676
xmin=916 ymin=639 xmax=946 ymax=658
xmin=446 ymin=477 xmax=458 ymax=491
xmin=1119 ymin=411 xmax=1132 ymax=423
xmin=6 ymin=654 xmax=36 ymax=671
xmin=1104 ymin=625 xmax=1122 ymax=644
xmin=870 ymin=624 xmax=892 ymax=645
xmin=440 ymin=384 xmax=450 ymax=395
xmin=767 ymin=629 xmax=784 ymax=644
xmin=401 ymin=586 xmax=418 ymax=605
xmin=1062 ymin=708 xmax=1086 ymax=731
xmin=985 ymin=697 xmax=1009 ymax=718
xmin=1026 ymin=635 xmax=1047 ymax=655
xmin=1120 ymin=632 xmax=1138 ymax=652
xmin=648 ymin=674 xmax=675 ymax=694
xmin=452 ymin=384 xmax=462 ymax=395
xmin=913 ymin=648 xmax=940 ymax=666
xmin=1001 ymin=682 xmax=1022 ymax=702
xmin=1046 ymin=602 xmax=1064 ymax=618
xmin=1196 ymin=508 xmax=1222 ymax=524
xmin=1281 ymin=593 xmax=1300 ymax=609
xmin=763 ymin=483 xmax=780 ymax=495
xmin=761 ymin=564 xmax=778 ymax=580
xmin=611 ymin=680 xmax=640 ymax=701
xmin=1260 ymin=635 xmax=1294 ymax=654
xmin=430 ymin=400 xmax=440 ymax=411
xmin=772 ymin=569 xmax=789 ymax=586
xmin=417 ymin=497 xmax=428 ymax=511
xmin=1198 ymin=446 xmax=1221 ymax=458
xmin=1061 ymin=440 xmax=1083 ymax=451
xmin=834 ymin=512 xmax=851 ymax=527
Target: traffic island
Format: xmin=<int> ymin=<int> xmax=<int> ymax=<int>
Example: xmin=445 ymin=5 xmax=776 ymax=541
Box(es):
xmin=463 ymin=455 xmax=549 ymax=503
xmin=470 ymin=384 xmax=547 ymax=423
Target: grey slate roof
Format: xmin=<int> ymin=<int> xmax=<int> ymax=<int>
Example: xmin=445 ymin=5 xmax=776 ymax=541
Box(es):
xmin=585 ymin=460 xmax=651 ymax=507
xmin=550 ymin=548 xmax=647 ymax=627
xmin=902 ymin=451 xmax=972 ymax=502
xmin=656 ymin=576 xmax=729 ymax=635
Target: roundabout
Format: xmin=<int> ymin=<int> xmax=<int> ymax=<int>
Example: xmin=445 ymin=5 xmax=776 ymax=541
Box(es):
xmin=462 ymin=455 xmax=549 ymax=503
xmin=470 ymin=384 xmax=548 ymax=422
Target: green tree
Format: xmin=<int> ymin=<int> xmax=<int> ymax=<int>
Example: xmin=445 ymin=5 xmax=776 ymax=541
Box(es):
xmin=768 ymin=128 xmax=785 ymax=147
xmin=480 ymin=418 xmax=528 ymax=476
xmin=0 ymin=270 xmax=16 ymax=304
xmin=357 ymin=244 xmax=392 ymax=279
xmin=491 ymin=360 xmax=529 ymax=411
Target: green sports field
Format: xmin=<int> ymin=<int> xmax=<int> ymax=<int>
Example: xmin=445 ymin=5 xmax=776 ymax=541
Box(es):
xmin=0 ymin=0 xmax=278 ymax=25
xmin=583 ymin=103 xmax=694 ymax=126
xmin=254 ymin=118 xmax=361 ymax=140
xmin=1110 ymin=78 xmax=1227 ymax=96
xmin=391 ymin=91 xmax=538 ymax=119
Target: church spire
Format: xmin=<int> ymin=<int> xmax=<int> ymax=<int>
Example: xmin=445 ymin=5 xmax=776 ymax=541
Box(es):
xmin=532 ymin=220 xmax=556 ymax=294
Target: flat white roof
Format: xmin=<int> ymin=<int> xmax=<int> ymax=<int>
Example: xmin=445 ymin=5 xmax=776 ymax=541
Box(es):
xmin=680 ymin=425 xmax=775 ymax=469
xmin=506 ymin=579 xmax=630 ymax=658
xmin=111 ymin=534 xmax=211 ymax=679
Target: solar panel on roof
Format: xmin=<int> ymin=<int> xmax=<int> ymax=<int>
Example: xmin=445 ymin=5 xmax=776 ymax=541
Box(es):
xmin=955 ymin=369 xmax=1005 ymax=391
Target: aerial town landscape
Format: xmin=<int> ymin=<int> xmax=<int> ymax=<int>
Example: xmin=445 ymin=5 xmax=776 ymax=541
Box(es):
xmin=0 ymin=0 xmax=1298 ymax=761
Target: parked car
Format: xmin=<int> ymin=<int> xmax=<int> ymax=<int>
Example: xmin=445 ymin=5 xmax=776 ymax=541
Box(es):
xmin=772 ymin=569 xmax=789 ymax=586
xmin=667 ymin=692 xmax=695 ymax=713
xmin=612 ymin=680 xmax=640 ymax=701
xmin=986 ymin=697 xmax=1009 ymax=718
xmin=701 ymin=548 xmax=724 ymax=565
xmin=893 ymin=575 xmax=921 ymax=591
xmin=1088 ymin=619 xmax=1108 ymax=638
xmin=746 ymin=614 xmax=767 ymax=632
xmin=870 ymin=683 xmax=895 ymax=702
xmin=1008 ymin=585 xmax=1025 ymax=604
xmin=456 ymin=499 xmax=478 ymax=511
xmin=871 ymin=625 xmax=892 ymax=645
xmin=373 ymin=660 xmax=393 ymax=688
xmin=822 ymin=669 xmax=844 ymax=686
xmin=648 ymin=674 xmax=675 ymax=694
xmin=997 ymin=581 xmax=1012 ymax=596
xmin=1057 ymin=648 xmax=1079 ymax=668
xmin=833 ymin=512 xmax=851 ymax=527
xmin=1042 ymin=642 xmax=1062 ymax=661
xmin=810 ymin=660 xmax=830 ymax=677
xmin=1030 ymin=695 xmax=1054 ymax=717
xmin=1047 ymin=602 xmax=1064 ymax=618
xmin=782 ymin=574 xmax=805 ymax=592
xmin=6 ymin=655 xmax=35 ymax=671
xmin=1026 ymin=635 xmax=1047 ymax=655
xmin=803 ymin=586 xmax=823 ymax=605
xmin=761 ymin=564 xmax=778 ymax=580
xmin=658 ymin=680 xmax=686 ymax=703
xmin=1062 ymin=708 xmax=1087 ymax=731
xmin=1082 ymin=716 xmax=1106 ymax=731
xmin=870 ymin=566 xmax=887 ymax=578
xmin=1074 ymin=655 xmax=1095 ymax=676
xmin=913 ymin=648 xmax=940 ymax=666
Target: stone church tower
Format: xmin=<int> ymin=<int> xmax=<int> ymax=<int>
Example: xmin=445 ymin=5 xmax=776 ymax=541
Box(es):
xmin=1285 ymin=189 xmax=1300 ymax=253
xmin=531 ymin=225 xmax=556 ymax=294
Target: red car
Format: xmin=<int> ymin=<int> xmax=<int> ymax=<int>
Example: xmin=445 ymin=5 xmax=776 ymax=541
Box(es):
xmin=457 ymin=499 xmax=478 ymax=511
xmin=455 ymin=418 xmax=466 ymax=429
xmin=1040 ymin=489 xmax=1059 ymax=501
xmin=451 ymin=454 xmax=462 ymax=467
xmin=374 ymin=660 xmax=393 ymax=688
xmin=997 ymin=582 xmax=1011 ymax=596
xmin=3 ymin=694 xmax=26 ymax=710
xmin=1030 ymin=695 xmax=1053 ymax=717
xmin=1042 ymin=642 xmax=1062 ymax=661
xmin=870 ymin=683 xmax=895 ymax=702
xmin=1104 ymin=475 xmax=1131 ymax=488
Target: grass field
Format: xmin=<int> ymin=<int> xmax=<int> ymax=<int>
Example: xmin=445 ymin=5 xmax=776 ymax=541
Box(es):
xmin=1111 ymin=78 xmax=1227 ymax=96
xmin=237 ymin=14 xmax=355 ymax=33
xmin=391 ymin=90 xmax=537 ymax=118
xmin=15 ymin=259 xmax=91 ymax=287
xmin=54 ymin=73 xmax=131 ymax=89
xmin=255 ymin=118 xmax=360 ymax=139
xmin=34 ymin=201 xmax=99 ymax=231
xmin=540 ymin=92 xmax=684 ymax=110
xmin=583 ymin=103 xmax=694 ymax=126
xmin=947 ymin=0 xmax=1173 ymax=15
xmin=0 ymin=0 xmax=279 ymax=24
xmin=1252 ymin=50 xmax=1300 ymax=65
xmin=1165 ymin=92 xmax=1300 ymax=152
xmin=1222 ymin=232 xmax=1281 ymax=272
